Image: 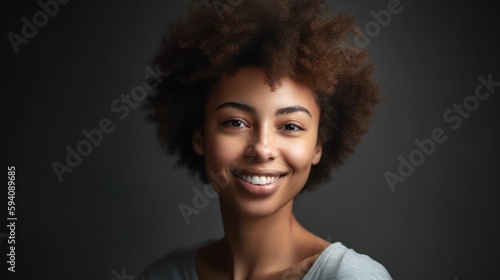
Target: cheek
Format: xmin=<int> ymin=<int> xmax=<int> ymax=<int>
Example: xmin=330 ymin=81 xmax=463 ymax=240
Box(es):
xmin=279 ymin=136 xmax=318 ymax=170
xmin=283 ymin=150 xmax=313 ymax=175
xmin=204 ymin=134 xmax=243 ymax=173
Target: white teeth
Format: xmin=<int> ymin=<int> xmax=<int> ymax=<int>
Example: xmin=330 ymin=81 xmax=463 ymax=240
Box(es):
xmin=242 ymin=176 xmax=249 ymax=183
xmin=259 ymin=176 xmax=266 ymax=184
xmin=237 ymin=174 xmax=281 ymax=185
xmin=251 ymin=176 xmax=259 ymax=184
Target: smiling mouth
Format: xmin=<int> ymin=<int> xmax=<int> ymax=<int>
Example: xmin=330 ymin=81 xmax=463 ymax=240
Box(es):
xmin=235 ymin=174 xmax=286 ymax=185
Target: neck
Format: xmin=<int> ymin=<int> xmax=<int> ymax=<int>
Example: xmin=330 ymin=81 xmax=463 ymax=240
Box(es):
xmin=218 ymin=200 xmax=309 ymax=279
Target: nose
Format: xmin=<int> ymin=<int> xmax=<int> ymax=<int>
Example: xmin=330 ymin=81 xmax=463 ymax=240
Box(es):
xmin=245 ymin=126 xmax=278 ymax=162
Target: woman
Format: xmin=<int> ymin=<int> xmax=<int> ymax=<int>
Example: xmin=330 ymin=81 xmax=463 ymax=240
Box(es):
xmin=140 ymin=0 xmax=392 ymax=279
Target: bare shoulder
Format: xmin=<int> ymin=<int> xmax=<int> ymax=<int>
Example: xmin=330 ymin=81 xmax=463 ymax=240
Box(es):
xmin=301 ymin=232 xmax=332 ymax=256
xmin=279 ymin=233 xmax=332 ymax=279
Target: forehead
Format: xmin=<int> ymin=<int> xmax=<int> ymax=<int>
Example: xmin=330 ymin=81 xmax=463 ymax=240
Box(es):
xmin=205 ymin=67 xmax=320 ymax=117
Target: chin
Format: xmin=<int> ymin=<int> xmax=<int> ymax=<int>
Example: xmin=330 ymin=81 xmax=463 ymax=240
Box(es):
xmin=227 ymin=197 xmax=292 ymax=219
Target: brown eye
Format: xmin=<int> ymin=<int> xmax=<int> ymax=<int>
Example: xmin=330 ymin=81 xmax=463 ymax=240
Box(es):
xmin=229 ymin=120 xmax=243 ymax=127
xmin=222 ymin=118 xmax=247 ymax=128
xmin=282 ymin=123 xmax=304 ymax=131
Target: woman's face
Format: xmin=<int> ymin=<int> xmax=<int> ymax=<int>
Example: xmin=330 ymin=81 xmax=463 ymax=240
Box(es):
xmin=193 ymin=66 xmax=322 ymax=217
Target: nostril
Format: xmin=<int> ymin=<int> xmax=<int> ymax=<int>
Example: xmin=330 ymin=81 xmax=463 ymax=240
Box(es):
xmin=244 ymin=128 xmax=279 ymax=161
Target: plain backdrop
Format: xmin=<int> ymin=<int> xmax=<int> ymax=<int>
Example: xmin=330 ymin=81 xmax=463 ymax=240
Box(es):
xmin=2 ymin=0 xmax=499 ymax=279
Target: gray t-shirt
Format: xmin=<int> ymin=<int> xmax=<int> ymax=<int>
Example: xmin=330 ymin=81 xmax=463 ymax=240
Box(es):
xmin=138 ymin=240 xmax=392 ymax=279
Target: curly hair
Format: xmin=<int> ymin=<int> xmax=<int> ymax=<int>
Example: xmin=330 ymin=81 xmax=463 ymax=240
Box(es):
xmin=145 ymin=0 xmax=381 ymax=191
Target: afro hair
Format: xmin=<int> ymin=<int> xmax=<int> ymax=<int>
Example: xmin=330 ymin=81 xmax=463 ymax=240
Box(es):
xmin=145 ymin=0 xmax=381 ymax=191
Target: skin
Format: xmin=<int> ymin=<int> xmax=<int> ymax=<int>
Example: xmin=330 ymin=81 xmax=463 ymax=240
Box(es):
xmin=192 ymin=66 xmax=330 ymax=280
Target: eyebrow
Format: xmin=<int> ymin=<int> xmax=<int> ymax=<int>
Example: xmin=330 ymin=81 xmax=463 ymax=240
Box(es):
xmin=215 ymin=102 xmax=255 ymax=114
xmin=275 ymin=106 xmax=312 ymax=118
xmin=215 ymin=102 xmax=312 ymax=118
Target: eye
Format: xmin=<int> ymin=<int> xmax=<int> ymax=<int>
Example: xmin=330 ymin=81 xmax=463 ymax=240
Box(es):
xmin=282 ymin=123 xmax=304 ymax=131
xmin=222 ymin=118 xmax=247 ymax=128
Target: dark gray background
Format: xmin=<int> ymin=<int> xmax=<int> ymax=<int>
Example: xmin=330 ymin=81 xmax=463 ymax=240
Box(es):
xmin=2 ymin=0 xmax=499 ymax=279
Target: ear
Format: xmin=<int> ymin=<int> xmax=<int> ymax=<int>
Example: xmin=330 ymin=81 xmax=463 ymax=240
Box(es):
xmin=312 ymin=143 xmax=322 ymax=165
xmin=192 ymin=128 xmax=204 ymax=156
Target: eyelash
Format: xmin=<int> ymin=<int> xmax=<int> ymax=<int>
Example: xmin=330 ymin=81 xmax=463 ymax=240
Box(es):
xmin=222 ymin=118 xmax=247 ymax=128
xmin=221 ymin=118 xmax=305 ymax=131
xmin=282 ymin=123 xmax=304 ymax=131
